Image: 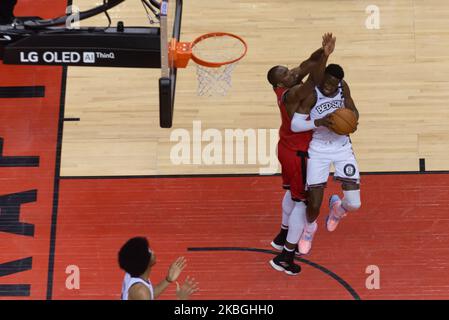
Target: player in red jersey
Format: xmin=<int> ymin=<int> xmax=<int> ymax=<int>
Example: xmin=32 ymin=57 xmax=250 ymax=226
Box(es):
xmin=267 ymin=33 xmax=336 ymax=275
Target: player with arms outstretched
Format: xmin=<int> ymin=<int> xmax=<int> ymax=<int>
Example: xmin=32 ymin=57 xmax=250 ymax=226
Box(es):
xmin=267 ymin=33 xmax=336 ymax=275
xmin=119 ymin=237 xmax=199 ymax=300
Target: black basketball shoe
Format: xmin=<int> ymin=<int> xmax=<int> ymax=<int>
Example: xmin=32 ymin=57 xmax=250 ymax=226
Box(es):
xmin=269 ymin=250 xmax=301 ymax=275
xmin=295 ymin=244 xmax=302 ymax=257
xmin=270 ymin=228 xmax=288 ymax=251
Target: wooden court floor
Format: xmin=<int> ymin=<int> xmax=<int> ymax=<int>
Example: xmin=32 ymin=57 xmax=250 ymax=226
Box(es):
xmin=61 ymin=0 xmax=449 ymax=176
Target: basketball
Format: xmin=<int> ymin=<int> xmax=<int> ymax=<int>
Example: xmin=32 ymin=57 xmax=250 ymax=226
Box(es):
xmin=329 ymin=108 xmax=358 ymax=135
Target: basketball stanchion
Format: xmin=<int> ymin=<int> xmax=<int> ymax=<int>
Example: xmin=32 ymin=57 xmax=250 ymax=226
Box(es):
xmin=168 ymin=32 xmax=248 ymax=96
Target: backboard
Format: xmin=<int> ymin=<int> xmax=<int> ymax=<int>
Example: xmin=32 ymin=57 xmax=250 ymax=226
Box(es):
xmin=0 ymin=0 xmax=183 ymax=128
xmin=159 ymin=0 xmax=183 ymax=128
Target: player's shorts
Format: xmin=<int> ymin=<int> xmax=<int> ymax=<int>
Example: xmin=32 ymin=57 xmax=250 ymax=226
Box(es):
xmin=277 ymin=141 xmax=308 ymax=202
xmin=306 ymin=139 xmax=360 ymax=187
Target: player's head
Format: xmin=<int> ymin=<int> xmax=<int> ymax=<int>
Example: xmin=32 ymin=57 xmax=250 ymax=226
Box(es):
xmin=321 ymin=64 xmax=344 ymax=96
xmin=267 ymin=65 xmax=299 ymax=88
xmin=118 ymin=237 xmax=156 ymax=278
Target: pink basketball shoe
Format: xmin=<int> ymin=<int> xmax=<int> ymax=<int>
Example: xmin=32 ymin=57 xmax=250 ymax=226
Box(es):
xmin=298 ymin=222 xmax=317 ymax=255
xmin=326 ymin=195 xmax=348 ymax=232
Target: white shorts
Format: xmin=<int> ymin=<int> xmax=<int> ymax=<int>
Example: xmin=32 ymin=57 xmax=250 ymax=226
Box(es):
xmin=306 ymin=139 xmax=360 ymax=187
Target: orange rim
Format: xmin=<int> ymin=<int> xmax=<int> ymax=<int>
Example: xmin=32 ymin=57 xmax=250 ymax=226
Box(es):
xmin=190 ymin=32 xmax=248 ymax=68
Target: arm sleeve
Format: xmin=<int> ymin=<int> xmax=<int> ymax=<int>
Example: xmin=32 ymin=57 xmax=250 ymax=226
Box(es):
xmin=291 ymin=113 xmax=316 ymax=133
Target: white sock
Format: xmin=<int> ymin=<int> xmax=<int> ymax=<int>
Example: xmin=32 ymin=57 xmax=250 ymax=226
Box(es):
xmin=286 ymin=202 xmax=306 ymax=244
xmin=281 ymin=190 xmax=295 ymax=228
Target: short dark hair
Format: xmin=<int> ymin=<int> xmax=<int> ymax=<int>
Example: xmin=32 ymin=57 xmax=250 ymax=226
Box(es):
xmin=325 ymin=64 xmax=344 ymax=80
xmin=267 ymin=65 xmax=283 ymax=86
xmin=118 ymin=237 xmax=152 ymax=277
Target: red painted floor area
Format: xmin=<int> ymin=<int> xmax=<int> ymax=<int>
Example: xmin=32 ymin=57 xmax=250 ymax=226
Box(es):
xmin=51 ymin=174 xmax=449 ymax=300
xmin=0 ymin=0 xmax=67 ymax=300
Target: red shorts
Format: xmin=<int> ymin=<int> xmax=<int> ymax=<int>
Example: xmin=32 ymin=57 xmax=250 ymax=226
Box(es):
xmin=277 ymin=141 xmax=308 ymax=202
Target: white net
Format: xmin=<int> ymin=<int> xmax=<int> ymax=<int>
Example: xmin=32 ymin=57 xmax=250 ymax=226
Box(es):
xmin=192 ymin=34 xmax=246 ymax=96
xmin=196 ymin=63 xmax=237 ymax=96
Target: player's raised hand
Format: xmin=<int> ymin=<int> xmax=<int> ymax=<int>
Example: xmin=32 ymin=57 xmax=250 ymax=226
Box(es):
xmin=176 ymin=276 xmax=199 ymax=300
xmin=167 ymin=256 xmax=187 ymax=282
xmin=324 ymin=33 xmax=337 ymax=56
xmin=322 ymin=32 xmax=333 ymax=47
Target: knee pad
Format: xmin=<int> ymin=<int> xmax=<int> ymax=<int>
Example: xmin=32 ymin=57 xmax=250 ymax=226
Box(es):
xmin=342 ymin=190 xmax=361 ymax=211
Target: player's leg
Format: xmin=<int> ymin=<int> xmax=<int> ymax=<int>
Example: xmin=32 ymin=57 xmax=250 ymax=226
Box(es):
xmin=341 ymin=182 xmax=361 ymax=213
xmin=298 ymin=186 xmax=323 ymax=255
xmin=269 ymin=151 xmax=308 ymax=275
xmin=271 ymin=189 xmax=295 ymax=250
xmin=326 ymin=152 xmax=361 ymax=232
xmin=306 ymin=186 xmax=325 ymax=223
xmin=305 ymin=152 xmax=330 ymax=222
xmin=271 ymin=143 xmax=296 ymax=250
xmin=297 ymin=154 xmax=330 ymax=255
xmin=0 ymin=0 xmax=17 ymax=24
xmin=269 ymin=201 xmax=306 ymax=275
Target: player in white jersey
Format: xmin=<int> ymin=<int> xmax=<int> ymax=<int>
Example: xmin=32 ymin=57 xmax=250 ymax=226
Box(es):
xmin=290 ymin=64 xmax=361 ymax=255
xmin=118 ymin=237 xmax=199 ymax=300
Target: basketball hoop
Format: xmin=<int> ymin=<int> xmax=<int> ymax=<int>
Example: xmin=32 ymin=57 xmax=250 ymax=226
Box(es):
xmin=169 ymin=32 xmax=248 ymax=96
